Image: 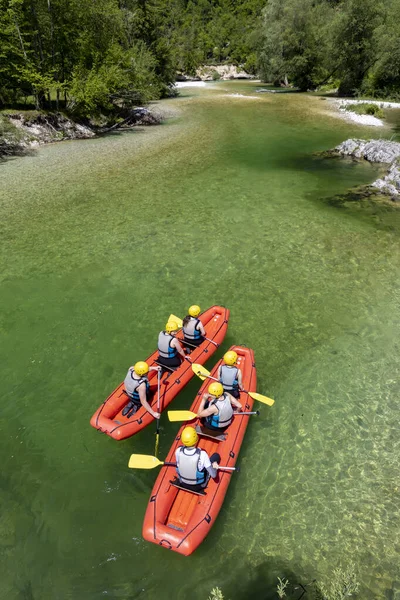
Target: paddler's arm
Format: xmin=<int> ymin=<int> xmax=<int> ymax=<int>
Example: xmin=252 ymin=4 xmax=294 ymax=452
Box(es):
xmin=138 ymin=383 xmax=160 ymax=419
xmin=227 ymin=392 xmax=242 ymax=411
xmin=197 ymin=403 xmax=217 ymax=419
xmin=202 ymin=451 xmax=218 ymax=478
xmin=172 ymin=338 xmax=191 ymax=362
xmin=237 ymin=369 xmax=244 ymax=391
xmin=198 ymin=321 xmax=206 ymax=336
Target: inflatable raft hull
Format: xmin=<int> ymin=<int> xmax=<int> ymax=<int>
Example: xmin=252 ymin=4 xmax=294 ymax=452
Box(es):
xmin=142 ymin=345 xmax=256 ymax=555
xmin=90 ymin=306 xmax=229 ymax=441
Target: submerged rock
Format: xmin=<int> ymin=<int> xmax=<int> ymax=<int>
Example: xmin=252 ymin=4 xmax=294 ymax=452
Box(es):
xmin=328 ymin=138 xmax=400 ymax=199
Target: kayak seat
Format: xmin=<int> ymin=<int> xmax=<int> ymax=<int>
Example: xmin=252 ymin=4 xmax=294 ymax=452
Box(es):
xmin=169 ymin=479 xmax=206 ymax=496
xmin=195 ymin=424 xmax=226 ymax=442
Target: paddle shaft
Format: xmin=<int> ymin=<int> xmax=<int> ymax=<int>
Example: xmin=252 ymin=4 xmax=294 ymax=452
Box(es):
xmin=163 ymin=462 xmax=237 ymax=471
xmin=154 ymin=370 xmax=161 ymax=457
xmin=171 ymin=335 xmax=198 ymax=349
xmin=200 ymin=371 xmax=254 ymax=394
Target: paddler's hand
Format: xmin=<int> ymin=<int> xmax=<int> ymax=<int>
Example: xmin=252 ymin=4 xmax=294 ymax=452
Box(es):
xmin=212 ymin=462 xmax=219 ymax=470
xmin=185 ymin=356 xmax=192 ymax=363
xmin=153 ymin=411 xmax=161 ymax=419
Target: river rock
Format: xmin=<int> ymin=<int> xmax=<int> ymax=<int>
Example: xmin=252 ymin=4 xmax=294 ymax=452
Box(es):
xmin=8 ymin=112 xmax=95 ymax=143
xmin=329 ymin=139 xmax=400 ymax=198
xmin=193 ymin=64 xmax=254 ymax=81
xmin=334 ymin=139 xmax=400 ymax=163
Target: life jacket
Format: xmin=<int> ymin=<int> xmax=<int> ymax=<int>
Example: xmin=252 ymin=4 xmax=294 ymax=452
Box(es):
xmin=124 ymin=368 xmax=149 ymax=402
xmin=158 ymin=331 xmax=178 ymax=359
xmin=176 ymin=446 xmax=206 ymax=486
xmin=183 ymin=317 xmax=202 ymax=341
xmin=205 ymin=393 xmax=234 ymax=429
xmin=220 ymin=365 xmax=239 ymax=392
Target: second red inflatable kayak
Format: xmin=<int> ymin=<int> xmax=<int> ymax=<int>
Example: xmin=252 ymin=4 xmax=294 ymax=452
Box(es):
xmin=142 ymin=345 xmax=256 ymax=555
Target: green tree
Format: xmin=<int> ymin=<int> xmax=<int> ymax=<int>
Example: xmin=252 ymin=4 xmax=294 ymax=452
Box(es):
xmin=329 ymin=0 xmax=384 ymax=96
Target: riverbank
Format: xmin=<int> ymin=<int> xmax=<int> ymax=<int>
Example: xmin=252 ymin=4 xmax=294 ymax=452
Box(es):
xmin=0 ymin=107 xmax=162 ymax=158
xmin=177 ymin=64 xmax=255 ymax=82
xmin=325 ymin=138 xmax=400 ymax=201
xmin=327 ymin=97 xmax=400 ymax=127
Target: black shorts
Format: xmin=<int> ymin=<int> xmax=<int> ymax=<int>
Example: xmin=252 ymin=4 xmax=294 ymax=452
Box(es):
xmin=157 ymin=355 xmax=181 ymax=369
xmin=200 ymin=417 xmax=229 ymax=432
xmin=184 ymin=336 xmax=204 ymax=347
xmin=225 ymin=387 xmax=240 ymax=399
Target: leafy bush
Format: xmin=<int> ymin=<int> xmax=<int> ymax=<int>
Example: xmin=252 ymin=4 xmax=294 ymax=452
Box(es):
xmin=345 ymin=103 xmax=384 ymax=118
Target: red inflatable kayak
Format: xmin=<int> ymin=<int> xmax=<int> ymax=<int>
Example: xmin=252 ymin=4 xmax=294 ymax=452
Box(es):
xmin=142 ymin=345 xmax=256 ymax=555
xmin=90 ymin=306 xmax=229 ymax=441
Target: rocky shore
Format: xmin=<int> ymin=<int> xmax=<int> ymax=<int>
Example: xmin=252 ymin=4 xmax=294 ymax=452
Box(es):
xmin=0 ymin=107 xmax=161 ymax=158
xmin=329 ymin=98 xmax=400 ymax=127
xmin=328 ymin=138 xmax=400 ymax=199
xmin=177 ymin=64 xmax=254 ymax=82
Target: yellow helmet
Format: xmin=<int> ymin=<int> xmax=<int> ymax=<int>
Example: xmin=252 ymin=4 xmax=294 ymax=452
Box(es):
xmin=224 ymin=350 xmax=238 ymax=366
xmin=208 ymin=382 xmax=223 ymax=397
xmin=134 ymin=361 xmax=149 ymax=376
xmin=188 ymin=305 xmax=201 ymax=317
xmin=181 ymin=426 xmax=198 ymax=447
xmin=165 ymin=320 xmax=179 ymax=333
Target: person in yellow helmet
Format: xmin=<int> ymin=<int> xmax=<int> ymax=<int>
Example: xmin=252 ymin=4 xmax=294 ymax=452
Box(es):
xmin=157 ymin=320 xmax=190 ymax=371
xmin=182 ymin=305 xmax=205 ymax=350
xmin=175 ymin=426 xmax=220 ymax=491
xmin=217 ymin=350 xmax=244 ymax=399
xmin=122 ymin=361 xmax=161 ymax=419
xmin=197 ymin=382 xmax=242 ymax=431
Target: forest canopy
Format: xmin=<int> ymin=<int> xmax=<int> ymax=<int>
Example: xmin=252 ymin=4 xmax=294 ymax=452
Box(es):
xmin=1 ymin=0 xmax=400 ymax=116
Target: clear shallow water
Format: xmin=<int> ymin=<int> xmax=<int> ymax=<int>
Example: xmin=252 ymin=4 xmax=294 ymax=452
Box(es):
xmin=1 ymin=82 xmax=400 ymax=599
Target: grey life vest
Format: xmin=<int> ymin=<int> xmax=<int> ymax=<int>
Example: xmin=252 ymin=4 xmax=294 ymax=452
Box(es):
xmin=206 ymin=393 xmax=234 ymax=429
xmin=220 ymin=365 xmax=239 ymax=391
xmin=176 ymin=447 xmax=206 ymax=485
xmin=183 ymin=317 xmax=202 ymax=341
xmin=124 ymin=368 xmax=147 ymax=400
xmin=158 ymin=331 xmax=178 ymax=359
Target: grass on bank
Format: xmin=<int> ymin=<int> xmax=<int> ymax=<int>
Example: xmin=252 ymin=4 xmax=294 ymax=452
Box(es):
xmin=344 ymin=102 xmax=385 ymax=119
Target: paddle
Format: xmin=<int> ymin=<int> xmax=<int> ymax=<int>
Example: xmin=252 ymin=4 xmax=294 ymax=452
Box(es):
xmin=192 ymin=363 xmax=275 ymax=407
xmin=154 ymin=369 xmax=161 ymax=457
xmin=128 ymin=454 xmax=237 ymax=471
xmin=169 ymin=314 xmax=219 ymax=347
xmin=167 ymin=409 xmax=259 ymax=422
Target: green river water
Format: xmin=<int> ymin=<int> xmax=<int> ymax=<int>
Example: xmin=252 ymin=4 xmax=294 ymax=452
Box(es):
xmin=1 ymin=82 xmax=400 ymax=600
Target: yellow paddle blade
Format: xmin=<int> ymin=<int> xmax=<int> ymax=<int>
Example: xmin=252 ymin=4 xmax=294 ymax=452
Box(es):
xmin=167 ymin=410 xmax=197 ymax=422
xmin=128 ymin=454 xmax=164 ymax=469
xmin=248 ymin=392 xmax=275 ymax=407
xmin=168 ymin=314 xmax=183 ymax=328
xmin=192 ymin=363 xmax=211 ymax=381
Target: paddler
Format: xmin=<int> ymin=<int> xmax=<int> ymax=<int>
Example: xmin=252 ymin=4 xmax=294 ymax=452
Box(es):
xmin=157 ymin=320 xmax=190 ymax=371
xmin=197 ymin=382 xmax=242 ymax=431
xmin=122 ymin=361 xmax=161 ymax=419
xmin=217 ymin=350 xmax=244 ymax=399
xmin=175 ymin=426 xmax=220 ymax=491
xmin=182 ymin=305 xmax=206 ymax=350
